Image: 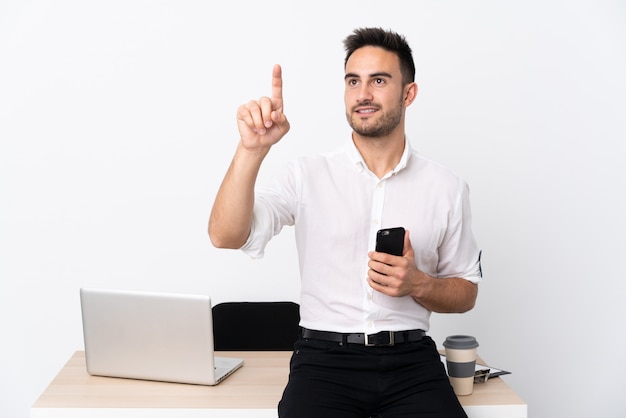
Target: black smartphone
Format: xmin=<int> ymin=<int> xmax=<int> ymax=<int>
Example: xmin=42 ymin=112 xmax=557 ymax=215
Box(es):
xmin=375 ymin=227 xmax=405 ymax=256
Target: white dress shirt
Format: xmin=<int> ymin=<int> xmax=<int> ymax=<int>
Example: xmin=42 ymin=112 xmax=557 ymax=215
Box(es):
xmin=241 ymin=139 xmax=482 ymax=334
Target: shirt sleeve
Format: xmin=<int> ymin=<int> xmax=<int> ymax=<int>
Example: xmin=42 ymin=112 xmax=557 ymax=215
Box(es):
xmin=240 ymin=162 xmax=298 ymax=259
xmin=437 ymin=180 xmax=483 ymax=283
xmin=240 ymin=198 xmax=275 ymax=259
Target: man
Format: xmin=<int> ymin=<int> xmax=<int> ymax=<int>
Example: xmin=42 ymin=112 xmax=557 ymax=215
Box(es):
xmin=209 ymin=27 xmax=482 ymax=418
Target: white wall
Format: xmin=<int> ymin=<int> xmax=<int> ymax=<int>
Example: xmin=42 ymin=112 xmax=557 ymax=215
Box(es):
xmin=1 ymin=1 xmax=625 ymax=417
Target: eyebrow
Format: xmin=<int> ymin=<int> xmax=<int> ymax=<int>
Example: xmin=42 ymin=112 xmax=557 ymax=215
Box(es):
xmin=344 ymin=71 xmax=394 ymax=80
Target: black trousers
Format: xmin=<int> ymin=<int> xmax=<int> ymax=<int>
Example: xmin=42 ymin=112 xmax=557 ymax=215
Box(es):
xmin=278 ymin=335 xmax=468 ymax=418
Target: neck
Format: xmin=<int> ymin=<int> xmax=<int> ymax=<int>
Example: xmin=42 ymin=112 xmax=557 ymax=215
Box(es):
xmin=352 ymin=132 xmax=406 ymax=178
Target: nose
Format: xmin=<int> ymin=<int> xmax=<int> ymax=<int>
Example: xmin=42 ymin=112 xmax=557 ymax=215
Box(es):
xmin=356 ymin=83 xmax=374 ymax=103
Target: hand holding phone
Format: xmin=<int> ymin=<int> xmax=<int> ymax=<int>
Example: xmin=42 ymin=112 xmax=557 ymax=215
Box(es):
xmin=375 ymin=227 xmax=405 ymax=256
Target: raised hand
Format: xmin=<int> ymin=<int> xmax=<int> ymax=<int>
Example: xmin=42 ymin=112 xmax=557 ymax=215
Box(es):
xmin=236 ymin=64 xmax=290 ymax=151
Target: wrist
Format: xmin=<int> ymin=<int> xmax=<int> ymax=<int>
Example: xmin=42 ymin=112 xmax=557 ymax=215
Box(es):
xmin=236 ymin=141 xmax=271 ymax=160
xmin=411 ymin=270 xmax=433 ymax=301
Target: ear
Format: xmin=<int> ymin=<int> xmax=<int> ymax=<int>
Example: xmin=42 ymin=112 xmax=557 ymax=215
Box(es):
xmin=403 ymin=82 xmax=418 ymax=107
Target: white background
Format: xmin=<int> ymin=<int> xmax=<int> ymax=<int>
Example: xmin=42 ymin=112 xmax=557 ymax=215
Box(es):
xmin=1 ymin=1 xmax=625 ymax=417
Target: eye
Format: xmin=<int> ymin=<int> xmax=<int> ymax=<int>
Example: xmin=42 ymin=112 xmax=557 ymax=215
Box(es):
xmin=346 ymin=78 xmax=360 ymax=87
xmin=373 ymin=78 xmax=386 ymax=86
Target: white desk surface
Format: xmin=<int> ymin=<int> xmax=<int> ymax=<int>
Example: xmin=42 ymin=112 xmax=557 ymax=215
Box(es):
xmin=31 ymin=351 xmax=526 ymax=418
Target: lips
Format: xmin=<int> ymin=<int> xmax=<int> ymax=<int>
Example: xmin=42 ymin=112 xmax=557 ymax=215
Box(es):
xmin=354 ymin=106 xmax=379 ymax=115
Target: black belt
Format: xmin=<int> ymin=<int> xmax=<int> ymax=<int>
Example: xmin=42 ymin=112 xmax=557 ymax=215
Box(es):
xmin=301 ymin=327 xmax=425 ymax=347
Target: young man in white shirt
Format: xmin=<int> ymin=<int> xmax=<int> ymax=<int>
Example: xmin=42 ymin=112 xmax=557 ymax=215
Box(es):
xmin=209 ymin=27 xmax=481 ymax=418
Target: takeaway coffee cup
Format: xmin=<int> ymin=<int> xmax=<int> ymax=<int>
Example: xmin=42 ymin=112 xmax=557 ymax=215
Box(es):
xmin=443 ymin=335 xmax=479 ymax=396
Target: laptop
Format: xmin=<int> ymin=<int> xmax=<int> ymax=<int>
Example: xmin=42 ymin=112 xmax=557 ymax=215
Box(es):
xmin=79 ymin=287 xmax=243 ymax=385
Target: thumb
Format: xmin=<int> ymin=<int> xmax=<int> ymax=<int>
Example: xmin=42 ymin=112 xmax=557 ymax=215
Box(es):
xmin=403 ymin=230 xmax=414 ymax=258
xmin=271 ymin=109 xmax=290 ymax=135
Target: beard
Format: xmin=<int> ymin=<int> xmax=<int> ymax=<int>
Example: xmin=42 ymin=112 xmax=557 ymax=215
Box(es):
xmin=346 ymin=99 xmax=403 ymax=138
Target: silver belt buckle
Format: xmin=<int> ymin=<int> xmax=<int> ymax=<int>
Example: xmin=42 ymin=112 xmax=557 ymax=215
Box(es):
xmin=365 ymin=331 xmax=395 ymax=346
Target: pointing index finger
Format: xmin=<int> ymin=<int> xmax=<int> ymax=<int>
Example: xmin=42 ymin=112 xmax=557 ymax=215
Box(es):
xmin=271 ymin=64 xmax=284 ymax=110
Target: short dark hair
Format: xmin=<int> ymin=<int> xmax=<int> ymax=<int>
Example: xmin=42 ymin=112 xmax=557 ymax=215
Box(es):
xmin=343 ymin=27 xmax=416 ymax=85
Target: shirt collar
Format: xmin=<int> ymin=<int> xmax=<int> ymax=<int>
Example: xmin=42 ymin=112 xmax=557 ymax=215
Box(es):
xmin=345 ymin=137 xmax=412 ymax=176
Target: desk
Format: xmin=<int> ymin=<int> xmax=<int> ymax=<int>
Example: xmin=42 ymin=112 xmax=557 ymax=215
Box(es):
xmin=32 ymin=351 xmax=526 ymax=418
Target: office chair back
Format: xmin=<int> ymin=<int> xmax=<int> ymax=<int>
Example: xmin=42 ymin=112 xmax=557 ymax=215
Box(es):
xmin=212 ymin=301 xmax=300 ymax=351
